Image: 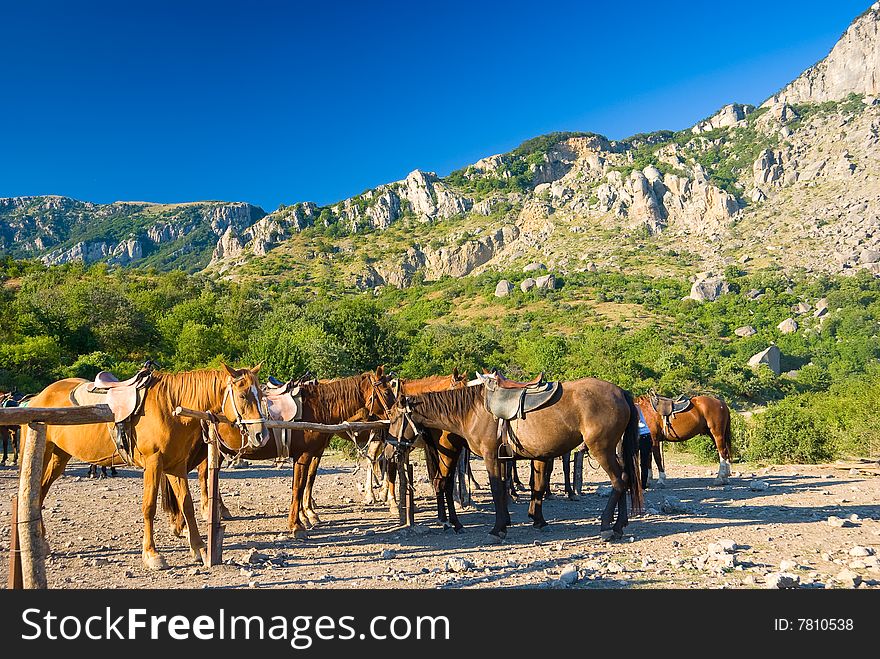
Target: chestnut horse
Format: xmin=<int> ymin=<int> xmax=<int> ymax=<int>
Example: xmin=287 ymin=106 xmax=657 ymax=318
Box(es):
xmin=388 ymin=377 xmax=642 ymax=541
xmin=26 ymin=365 xmax=267 ymax=570
xmin=635 ymin=395 xmax=732 ymax=486
xmin=175 ymin=368 xmax=394 ymax=539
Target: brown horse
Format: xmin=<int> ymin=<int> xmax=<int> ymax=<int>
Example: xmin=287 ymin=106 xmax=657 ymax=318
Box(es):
xmin=375 ymin=371 xmax=470 ymax=530
xmin=388 ymin=377 xmax=642 ymax=541
xmin=179 ymin=368 xmax=395 ymax=539
xmin=27 ymin=364 xmax=267 ymax=570
xmin=635 ymin=395 xmax=733 ymax=486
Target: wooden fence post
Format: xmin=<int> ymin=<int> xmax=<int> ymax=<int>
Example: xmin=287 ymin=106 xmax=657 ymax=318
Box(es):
xmin=7 ymin=494 xmax=22 ymax=589
xmin=206 ymin=438 xmax=223 ymax=566
xmin=18 ymin=422 xmax=47 ymax=589
xmin=397 ymin=448 xmax=414 ymax=528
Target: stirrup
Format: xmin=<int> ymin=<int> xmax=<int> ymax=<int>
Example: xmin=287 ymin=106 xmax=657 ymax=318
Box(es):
xmin=497 ymin=443 xmax=516 ymax=460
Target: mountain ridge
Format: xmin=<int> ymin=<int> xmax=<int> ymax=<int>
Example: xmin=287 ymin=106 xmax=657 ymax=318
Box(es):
xmin=3 ymin=4 xmax=880 ymax=284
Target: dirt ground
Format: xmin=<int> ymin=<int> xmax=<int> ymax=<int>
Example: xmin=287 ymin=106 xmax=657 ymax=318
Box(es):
xmin=1 ymin=451 xmax=878 ymax=589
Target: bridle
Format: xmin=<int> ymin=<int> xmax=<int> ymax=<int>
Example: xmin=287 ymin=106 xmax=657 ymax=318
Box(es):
xmin=220 ymin=375 xmax=268 ymax=450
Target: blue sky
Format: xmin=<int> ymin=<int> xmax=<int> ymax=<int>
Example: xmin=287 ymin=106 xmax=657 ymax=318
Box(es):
xmin=0 ymin=0 xmax=871 ymax=210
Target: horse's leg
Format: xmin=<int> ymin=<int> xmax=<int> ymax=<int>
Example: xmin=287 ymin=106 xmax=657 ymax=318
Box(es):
xmin=40 ymin=445 xmax=70 ymax=507
xmin=385 ymin=455 xmax=398 ymax=513
xmin=167 ymin=473 xmax=208 ymax=566
xmin=593 ymin=449 xmax=626 ymax=541
xmin=528 ymin=460 xmax=550 ymax=529
xmin=441 ymin=445 xmax=464 ymax=532
xmin=639 ymin=434 xmax=653 ymax=490
xmin=1 ymin=429 xmax=8 ymax=465
xmin=288 ymin=454 xmax=310 ymax=539
xmin=709 ymin=415 xmax=732 ymax=484
xmin=562 ymin=451 xmax=578 ymax=500
xmin=301 ymin=453 xmax=323 ymax=526
xmin=652 ymin=439 xmax=666 ymax=487
xmin=573 ymin=448 xmax=584 ymax=497
xmin=484 ymin=453 xmax=508 ymax=542
xmin=141 ymin=453 xmax=168 ymax=570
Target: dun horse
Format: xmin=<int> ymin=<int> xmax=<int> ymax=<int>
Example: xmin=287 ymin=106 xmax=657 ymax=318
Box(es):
xmin=389 ymin=377 xmax=643 ymax=541
xmin=27 ymin=364 xmax=267 ymax=570
xmin=635 ymin=395 xmax=732 ymax=486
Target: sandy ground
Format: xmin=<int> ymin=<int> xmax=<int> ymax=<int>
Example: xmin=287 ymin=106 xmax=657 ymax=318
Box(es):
xmin=1 ymin=451 xmax=878 ymax=589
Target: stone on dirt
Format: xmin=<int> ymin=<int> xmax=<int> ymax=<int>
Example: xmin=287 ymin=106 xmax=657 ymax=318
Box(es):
xmin=827 ymin=516 xmax=855 ymax=528
xmin=380 ymin=549 xmax=397 ymax=560
xmin=765 ymin=572 xmax=800 ymax=589
xmin=749 ymin=480 xmax=770 ymax=491
xmin=834 ymin=569 xmax=862 ymax=588
xmin=445 ymin=557 xmax=474 ymax=573
xmin=559 ymin=564 xmax=579 ymax=585
xmin=849 ymin=546 xmax=873 ymax=557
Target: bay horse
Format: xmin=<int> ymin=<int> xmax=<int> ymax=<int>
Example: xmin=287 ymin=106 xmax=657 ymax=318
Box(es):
xmin=176 ymin=368 xmax=395 ymax=539
xmin=388 ymin=377 xmax=643 ymax=541
xmin=635 ymin=395 xmax=732 ymax=486
xmin=26 ymin=364 xmax=267 ymax=570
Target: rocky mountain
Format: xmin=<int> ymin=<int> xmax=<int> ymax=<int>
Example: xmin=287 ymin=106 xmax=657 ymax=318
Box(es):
xmin=0 ymin=196 xmax=265 ymax=271
xmin=3 ymin=3 xmax=880 ymax=287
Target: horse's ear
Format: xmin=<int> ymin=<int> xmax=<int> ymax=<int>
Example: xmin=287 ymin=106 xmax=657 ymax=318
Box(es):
xmin=221 ymin=362 xmax=236 ymax=378
xmin=251 ymin=363 xmax=262 ymax=375
xmin=375 ymin=365 xmax=385 ymax=378
xmin=452 ymin=366 xmax=460 ymax=378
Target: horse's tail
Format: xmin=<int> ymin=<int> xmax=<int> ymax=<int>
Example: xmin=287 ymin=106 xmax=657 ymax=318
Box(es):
xmin=622 ymin=390 xmax=644 ymax=514
xmin=161 ymin=476 xmax=181 ymax=519
xmin=722 ymin=400 xmax=733 ymax=462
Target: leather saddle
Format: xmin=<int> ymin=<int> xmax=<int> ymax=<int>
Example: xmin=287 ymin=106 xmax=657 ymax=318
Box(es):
xmin=483 ymin=372 xmax=558 ymax=421
xmin=263 ymin=375 xmax=311 ymax=460
xmin=649 ymin=392 xmax=692 ymax=417
xmin=70 ymin=367 xmax=154 ymax=464
xmin=648 ymin=391 xmax=692 ymax=437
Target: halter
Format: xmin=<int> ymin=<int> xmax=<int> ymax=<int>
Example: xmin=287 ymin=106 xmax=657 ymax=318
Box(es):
xmin=221 ymin=376 xmax=267 ymax=449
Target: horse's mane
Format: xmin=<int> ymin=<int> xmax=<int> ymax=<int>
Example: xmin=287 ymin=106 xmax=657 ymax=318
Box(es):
xmin=152 ymin=369 xmax=253 ymax=411
xmin=410 ymin=384 xmax=483 ymax=422
xmin=302 ymin=373 xmax=370 ymax=420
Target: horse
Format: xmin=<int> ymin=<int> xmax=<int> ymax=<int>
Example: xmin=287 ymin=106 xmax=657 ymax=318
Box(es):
xmin=26 ymin=364 xmax=267 ymax=570
xmin=635 ymin=394 xmax=732 ymax=486
xmin=1 ymin=391 xmax=22 ymax=466
xmin=176 ymin=368 xmax=395 ymax=539
xmin=388 ymin=376 xmax=643 ymax=541
xmin=375 ymin=372 xmax=471 ymax=529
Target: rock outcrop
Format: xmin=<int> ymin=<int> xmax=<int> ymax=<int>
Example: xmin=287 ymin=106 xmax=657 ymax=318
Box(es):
xmin=764 ymin=4 xmax=880 ymax=106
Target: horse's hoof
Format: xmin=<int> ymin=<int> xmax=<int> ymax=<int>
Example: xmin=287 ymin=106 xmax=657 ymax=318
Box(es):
xmin=485 ymin=533 xmax=503 ymax=545
xmin=307 ymin=513 xmax=322 ymax=525
xmin=143 ymin=552 xmax=168 ymax=571
xmin=170 ymin=523 xmax=186 ymax=538
xmin=712 ymin=477 xmax=727 ymax=486
xmin=220 ymin=507 xmax=233 ymax=521
xmin=453 ymin=526 xmax=465 ymax=534
xmin=534 ymin=521 xmax=549 ymax=530
xmin=292 ymin=528 xmax=309 ymax=541
xmin=599 ymin=529 xmax=615 ymax=542
xmin=198 ymin=547 xmax=209 ymax=567
xmin=568 ymin=494 xmax=580 ymax=501
xmin=498 ymin=529 xmax=507 ymax=539
xmin=655 ymin=481 xmax=666 ymax=489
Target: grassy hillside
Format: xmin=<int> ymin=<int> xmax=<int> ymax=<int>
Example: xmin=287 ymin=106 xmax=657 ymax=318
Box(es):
xmin=1 ymin=256 xmax=877 ymax=463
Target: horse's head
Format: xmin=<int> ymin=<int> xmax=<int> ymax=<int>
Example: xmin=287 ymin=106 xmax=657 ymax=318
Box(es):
xmin=220 ymin=363 xmax=268 ymax=450
xmin=363 ymin=365 xmax=396 ymax=419
xmin=450 ymin=367 xmax=467 ymax=390
xmin=387 ymin=395 xmax=423 ymax=445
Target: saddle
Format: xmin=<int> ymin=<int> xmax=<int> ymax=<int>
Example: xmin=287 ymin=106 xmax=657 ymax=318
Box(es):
xmin=71 ymin=367 xmax=155 ymax=465
xmin=262 ymin=376 xmax=308 ymax=460
xmin=480 ymin=372 xmax=560 ymax=459
xmin=494 ymin=372 xmax=545 ymax=390
xmin=648 ymin=391 xmax=692 ymax=437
